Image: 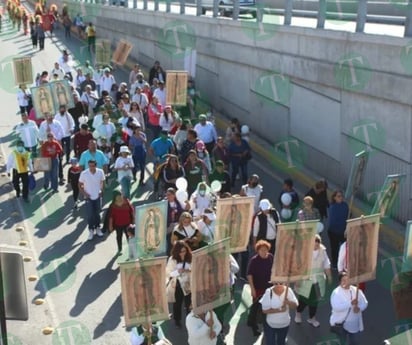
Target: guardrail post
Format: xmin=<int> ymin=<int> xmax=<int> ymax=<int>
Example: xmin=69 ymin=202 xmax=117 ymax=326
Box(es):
xmin=143 ymin=0 xmax=148 ymax=10
xmin=232 ymin=0 xmax=240 ymax=20
xmin=180 ymin=0 xmax=185 ymax=14
xmin=213 ymin=0 xmax=219 ymax=18
xmin=284 ymin=0 xmax=293 ymax=25
xmin=405 ymin=0 xmax=412 ymax=37
xmin=317 ymin=0 xmax=326 ymax=29
xmin=133 ymin=0 xmax=137 ymax=9
xmin=196 ymin=0 xmax=202 ymax=16
xmin=165 ymin=0 xmax=171 ymax=12
xmin=356 ymin=0 xmax=367 ymax=33
xmin=154 ymin=0 xmax=159 ymax=11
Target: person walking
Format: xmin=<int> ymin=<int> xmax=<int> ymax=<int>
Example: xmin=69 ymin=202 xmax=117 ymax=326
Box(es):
xmin=54 ymin=105 xmax=75 ymax=165
xmin=86 ymin=22 xmax=96 ymax=52
xmin=15 ymin=112 xmax=39 ymax=157
xmin=6 ymin=140 xmax=33 ymax=202
xmin=252 ymin=199 xmax=280 ymax=253
xmin=79 ymin=159 xmax=106 ymax=241
xmin=114 ymin=146 xmax=134 ymax=199
xmin=40 ymin=133 xmax=63 ymax=193
xmin=330 ymin=273 xmax=368 ymax=345
xmin=327 ymin=190 xmax=349 ymax=269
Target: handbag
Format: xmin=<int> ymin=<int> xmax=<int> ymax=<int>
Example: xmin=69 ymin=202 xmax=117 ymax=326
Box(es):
xmin=28 ymin=173 xmax=36 ymax=191
xmin=330 ymin=307 xmax=351 ymax=337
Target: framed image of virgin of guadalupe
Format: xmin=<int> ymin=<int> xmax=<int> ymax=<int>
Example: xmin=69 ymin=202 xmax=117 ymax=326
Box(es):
xmin=214 ymin=196 xmax=255 ymax=253
xmin=13 ymin=57 xmax=33 ymax=85
xmin=135 ymin=200 xmax=167 ymax=257
xmin=50 ymin=80 xmax=74 ymax=109
xmin=95 ymin=39 xmax=112 ymax=66
xmin=120 ymin=257 xmax=169 ymax=327
xmin=271 ymin=220 xmax=318 ymax=283
xmin=165 ymin=70 xmax=188 ymax=106
xmin=112 ymin=39 xmax=133 ymax=66
xmin=372 ymin=174 xmax=404 ymax=218
xmin=30 ymin=85 xmax=55 ymax=119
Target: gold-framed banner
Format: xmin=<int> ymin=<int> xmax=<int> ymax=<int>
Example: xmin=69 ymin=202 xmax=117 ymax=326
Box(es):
xmin=371 ymin=174 xmax=404 ymax=218
xmin=402 ymin=220 xmax=412 ymax=273
xmin=214 ymin=196 xmax=255 ymax=253
xmin=50 ymin=80 xmax=74 ymax=109
xmin=345 ymin=150 xmax=369 ymax=202
xmin=346 ymin=214 xmax=380 ymax=284
xmin=165 ymin=70 xmax=188 ymax=106
xmin=135 ymin=200 xmax=168 ymax=257
xmin=13 ymin=57 xmax=33 ymax=86
xmin=112 ymin=39 xmax=133 ymax=66
xmin=191 ymin=238 xmax=231 ymax=315
xmin=95 ymin=39 xmax=112 ymax=66
xmin=271 ymin=220 xmax=318 ymax=283
xmin=30 ymin=84 xmax=56 ymax=119
xmin=119 ymin=257 xmax=169 ymax=327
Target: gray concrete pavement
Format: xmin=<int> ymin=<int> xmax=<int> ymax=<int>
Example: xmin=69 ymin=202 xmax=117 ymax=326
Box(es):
xmin=0 ymin=6 xmax=406 ymax=345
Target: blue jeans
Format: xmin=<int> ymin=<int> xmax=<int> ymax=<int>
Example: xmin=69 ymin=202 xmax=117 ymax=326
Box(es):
xmin=120 ymin=176 xmax=131 ymax=199
xmin=344 ymin=330 xmax=362 ymax=345
xmin=231 ymin=160 xmax=248 ymax=185
xmin=132 ymin=151 xmax=146 ymax=182
xmin=85 ymin=198 xmax=101 ymax=230
xmin=263 ymin=322 xmax=289 ymax=345
xmin=44 ymin=157 xmax=59 ymax=191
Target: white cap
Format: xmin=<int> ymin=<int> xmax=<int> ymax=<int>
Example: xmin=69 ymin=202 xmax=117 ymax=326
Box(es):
xmin=119 ymin=146 xmax=130 ymax=154
xmin=259 ymin=199 xmax=271 ymax=211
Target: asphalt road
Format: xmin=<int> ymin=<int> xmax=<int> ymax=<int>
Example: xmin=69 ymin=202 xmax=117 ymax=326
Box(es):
xmin=0 ymin=5 xmax=406 ymax=345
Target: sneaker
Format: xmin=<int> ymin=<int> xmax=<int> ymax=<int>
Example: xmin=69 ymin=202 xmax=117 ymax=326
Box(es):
xmin=96 ymin=228 xmax=104 ymax=237
xmin=307 ymin=317 xmax=320 ymax=327
xmin=87 ymin=230 xmax=94 ymax=241
xmin=294 ymin=312 xmax=302 ymax=324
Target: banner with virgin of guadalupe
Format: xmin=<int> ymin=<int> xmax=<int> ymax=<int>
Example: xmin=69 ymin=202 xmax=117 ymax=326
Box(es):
xmin=191 ymin=238 xmax=231 ymax=315
xmin=271 ymin=220 xmax=318 ymax=283
xmin=120 ymin=257 xmax=168 ymax=327
xmin=214 ymin=196 xmax=255 ymax=253
xmin=135 ymin=200 xmax=167 ymax=257
xmin=346 ymin=214 xmax=380 ymax=284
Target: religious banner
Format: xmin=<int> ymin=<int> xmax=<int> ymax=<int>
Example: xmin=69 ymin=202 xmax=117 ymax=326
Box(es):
xmin=50 ymin=80 xmax=74 ymax=109
xmin=33 ymin=157 xmax=51 ymax=171
xmin=345 ymin=150 xmax=369 ymax=202
xmin=214 ymin=196 xmax=255 ymax=253
xmin=135 ymin=200 xmax=168 ymax=257
xmin=271 ymin=220 xmax=318 ymax=283
xmin=30 ymin=85 xmax=56 ymax=119
xmin=402 ymin=220 xmax=412 ymax=273
xmin=13 ymin=57 xmax=33 ymax=86
xmin=372 ymin=174 xmax=404 ymax=218
xmin=165 ymin=70 xmax=188 ymax=106
xmin=191 ymin=238 xmax=231 ymax=315
xmin=95 ymin=39 xmax=112 ymax=66
xmin=112 ymin=39 xmax=133 ymax=66
xmin=346 ymin=214 xmax=380 ymax=284
xmin=391 ymin=271 xmax=412 ymax=320
xmin=120 ymin=257 xmax=169 ymax=327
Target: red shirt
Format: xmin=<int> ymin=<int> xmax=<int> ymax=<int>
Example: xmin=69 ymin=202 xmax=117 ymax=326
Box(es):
xmin=41 ymin=140 xmax=63 ymax=158
xmin=109 ymin=201 xmax=134 ymax=227
xmin=74 ymin=132 xmax=94 ymax=157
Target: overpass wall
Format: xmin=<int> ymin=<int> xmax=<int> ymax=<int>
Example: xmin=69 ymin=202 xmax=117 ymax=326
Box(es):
xmin=60 ymin=1 xmax=412 ymax=223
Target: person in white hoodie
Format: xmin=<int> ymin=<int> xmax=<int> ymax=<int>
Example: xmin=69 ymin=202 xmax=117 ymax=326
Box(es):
xmin=330 ymin=272 xmax=368 ymax=345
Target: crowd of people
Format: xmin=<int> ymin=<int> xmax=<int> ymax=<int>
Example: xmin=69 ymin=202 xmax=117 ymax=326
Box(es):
xmin=4 ymin=7 xmax=370 ymax=344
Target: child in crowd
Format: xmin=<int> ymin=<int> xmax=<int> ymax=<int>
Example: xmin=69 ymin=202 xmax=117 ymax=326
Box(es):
xmin=67 ymin=157 xmax=82 ymax=209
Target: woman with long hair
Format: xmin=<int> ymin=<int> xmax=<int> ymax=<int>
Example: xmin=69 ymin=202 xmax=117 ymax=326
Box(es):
xmin=159 ymin=105 xmax=177 ymax=133
xmin=166 ymin=240 xmax=192 ymax=328
xmin=161 ymin=154 xmax=185 ymax=192
xmin=171 ymin=212 xmax=201 ymax=250
xmin=129 ymin=101 xmax=145 ymax=131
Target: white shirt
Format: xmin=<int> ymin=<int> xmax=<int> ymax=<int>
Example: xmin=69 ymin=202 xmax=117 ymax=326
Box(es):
xmin=15 ymin=120 xmax=39 ymax=147
xmin=337 ymin=242 xmax=347 ymax=273
xmin=194 ymin=122 xmax=218 ymax=144
xmin=253 ymin=213 xmax=277 ymax=240
xmin=100 ymin=74 xmax=116 ymax=92
xmin=114 ymin=156 xmax=134 ymax=182
xmin=260 ymin=287 xmax=298 ymax=329
xmin=132 ymin=92 xmax=149 ymax=110
xmin=130 ymin=80 xmax=146 ymax=95
xmin=197 ymin=219 xmax=215 ymax=243
xmin=81 ymin=91 xmax=98 ymax=108
xmin=58 ymin=56 xmax=74 ymax=73
xmin=50 ymin=67 xmax=65 ymax=80
xmin=153 ymin=87 xmax=166 ymax=107
xmin=17 ymin=89 xmax=29 ymax=106
xmin=330 ymin=285 xmax=368 ymax=332
xmin=54 ymin=112 xmax=75 ymax=137
xmin=241 ymin=184 xmax=263 ymax=213
xmin=186 ymin=311 xmax=222 ymax=345
xmin=79 ymin=168 xmax=105 ymax=200
xmin=76 ymin=74 xmax=86 ymax=89
xmin=189 ymin=192 xmax=212 ymax=218
xmin=159 ymin=113 xmax=175 ymax=132
xmin=39 ymin=119 xmax=65 ymax=141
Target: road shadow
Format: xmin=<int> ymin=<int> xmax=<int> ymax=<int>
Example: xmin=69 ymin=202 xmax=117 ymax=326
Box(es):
xmin=93 ymin=293 xmax=123 ymax=339
xmin=70 ymin=255 xmax=119 ymax=317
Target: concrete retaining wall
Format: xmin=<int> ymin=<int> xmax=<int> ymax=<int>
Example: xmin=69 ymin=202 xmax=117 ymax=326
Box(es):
xmin=57 ymin=1 xmax=412 ymax=223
